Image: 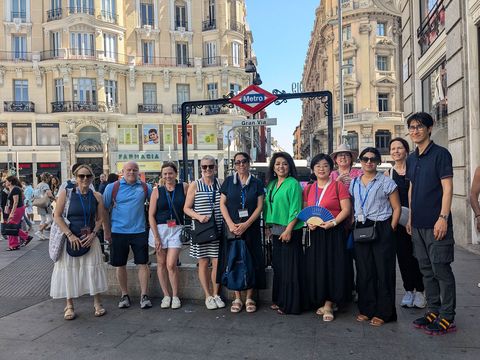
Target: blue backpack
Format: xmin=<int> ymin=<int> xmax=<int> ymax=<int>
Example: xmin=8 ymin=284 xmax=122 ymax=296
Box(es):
xmin=222 ymin=239 xmax=256 ymax=291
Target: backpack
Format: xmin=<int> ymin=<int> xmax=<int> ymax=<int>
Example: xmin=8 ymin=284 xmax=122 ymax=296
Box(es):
xmin=111 ymin=180 xmax=150 ymax=229
xmin=65 ymin=179 xmax=75 ymax=189
xmin=221 ymin=239 xmax=256 ymax=291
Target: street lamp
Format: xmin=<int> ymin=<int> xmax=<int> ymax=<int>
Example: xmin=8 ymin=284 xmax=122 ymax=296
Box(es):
xmin=244 ymin=60 xmax=262 ymax=160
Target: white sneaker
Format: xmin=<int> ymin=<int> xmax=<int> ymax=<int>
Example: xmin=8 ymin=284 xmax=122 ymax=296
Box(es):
xmin=205 ymin=296 xmax=218 ymax=310
xmin=161 ymin=296 xmax=171 ymax=309
xmin=171 ymin=296 xmax=181 ymax=309
xmin=213 ymin=295 xmax=225 ymax=309
xmin=413 ymin=291 xmax=427 ymax=309
xmin=400 ymin=291 xmax=415 ymax=308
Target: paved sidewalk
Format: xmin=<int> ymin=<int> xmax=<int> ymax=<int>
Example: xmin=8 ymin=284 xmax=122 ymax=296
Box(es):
xmin=0 ymin=238 xmax=479 ymax=360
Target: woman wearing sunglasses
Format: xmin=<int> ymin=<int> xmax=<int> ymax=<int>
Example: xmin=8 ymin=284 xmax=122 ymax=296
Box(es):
xmin=50 ymin=164 xmax=108 ymax=320
xmin=350 ymin=147 xmax=401 ymax=326
xmin=218 ymin=152 xmax=266 ymax=313
xmin=184 ymin=155 xmax=225 ymax=310
xmin=264 ymin=152 xmax=304 ymax=314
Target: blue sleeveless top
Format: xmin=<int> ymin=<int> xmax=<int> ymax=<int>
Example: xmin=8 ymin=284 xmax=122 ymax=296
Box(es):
xmin=154 ymin=183 xmax=185 ymax=225
xmin=67 ymin=189 xmax=98 ymax=237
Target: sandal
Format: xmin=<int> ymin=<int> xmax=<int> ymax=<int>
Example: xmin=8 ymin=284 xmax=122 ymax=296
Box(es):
xmin=270 ymin=304 xmax=280 ymax=311
xmin=356 ymin=314 xmax=370 ymax=322
xmin=370 ymin=317 xmax=384 ymax=327
xmin=276 ymin=309 xmax=286 ymax=315
xmin=322 ymin=308 xmax=334 ymax=322
xmin=64 ymin=305 xmax=76 ymax=320
xmin=245 ymin=299 xmax=257 ymax=313
xmin=6 ymin=247 xmax=20 ymax=251
xmin=230 ymin=299 xmax=243 ymax=313
xmin=316 ymin=307 xmax=325 ymax=316
xmin=94 ymin=304 xmax=106 ymax=317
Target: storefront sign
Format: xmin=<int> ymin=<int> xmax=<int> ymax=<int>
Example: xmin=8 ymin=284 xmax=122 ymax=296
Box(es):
xmin=117 ymin=152 xmax=162 ymax=161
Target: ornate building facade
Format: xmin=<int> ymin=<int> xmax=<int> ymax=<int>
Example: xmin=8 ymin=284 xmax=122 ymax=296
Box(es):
xmin=299 ymin=0 xmax=404 ymax=160
xmin=0 ymin=0 xmax=254 ymax=183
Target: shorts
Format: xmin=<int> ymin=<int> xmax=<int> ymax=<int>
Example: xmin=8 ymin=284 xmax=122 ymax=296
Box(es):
xmin=110 ymin=232 xmax=149 ymax=267
xmin=40 ymin=212 xmax=53 ymax=225
xmin=148 ymin=224 xmax=183 ymax=249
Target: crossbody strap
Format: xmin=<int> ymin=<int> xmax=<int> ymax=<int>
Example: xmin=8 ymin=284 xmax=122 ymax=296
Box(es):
xmin=163 ymin=185 xmax=184 ymax=225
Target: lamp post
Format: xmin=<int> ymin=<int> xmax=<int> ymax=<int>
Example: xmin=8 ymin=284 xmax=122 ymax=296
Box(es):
xmin=245 ymin=60 xmax=262 ymax=161
xmin=338 ymin=0 xmax=345 ymax=145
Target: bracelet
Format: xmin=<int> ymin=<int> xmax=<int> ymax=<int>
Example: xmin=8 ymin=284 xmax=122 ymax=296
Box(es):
xmin=65 ymin=232 xmax=73 ymax=238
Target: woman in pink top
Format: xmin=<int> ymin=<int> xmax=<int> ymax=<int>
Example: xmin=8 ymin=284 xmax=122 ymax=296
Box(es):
xmin=330 ymin=143 xmax=362 ymax=188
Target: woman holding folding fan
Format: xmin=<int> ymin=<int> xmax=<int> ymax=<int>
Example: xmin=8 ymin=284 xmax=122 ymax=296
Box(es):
xmin=301 ymin=153 xmax=351 ymax=321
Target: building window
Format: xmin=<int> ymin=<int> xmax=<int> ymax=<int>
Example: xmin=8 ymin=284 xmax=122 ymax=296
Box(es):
xmin=343 ymin=58 xmax=353 ymax=75
xmin=344 ymin=96 xmax=354 ymax=114
xmin=70 ymin=32 xmax=95 ymax=56
xmin=37 ymin=123 xmax=60 ymax=146
xmin=207 ymin=83 xmax=218 ymax=99
xmin=422 ymin=60 xmax=448 ymax=129
xmin=378 ymin=93 xmax=389 ymax=112
xmin=12 ymin=35 xmax=27 ymax=60
xmin=376 ymin=22 xmax=386 ymax=36
xmin=73 ymin=78 xmax=97 ymax=103
xmin=142 ymin=41 xmax=154 ymax=64
xmin=208 ymin=0 xmax=215 ymax=21
xmin=105 ymin=80 xmax=118 ymax=108
xmin=11 ymin=0 xmax=27 ymax=21
xmin=204 ymin=41 xmax=217 ymax=65
xmin=376 ymin=55 xmax=389 ymax=71
xmin=175 ymin=4 xmax=187 ymax=29
xmin=14 ymin=80 xmax=28 ymax=101
xmin=232 ymin=42 xmax=241 ymax=67
xmin=342 ymin=24 xmax=351 ymax=40
xmin=375 ymin=130 xmax=391 ymax=155
xmin=140 ymin=0 xmax=154 ymax=26
xmin=0 ymin=123 xmax=8 ymax=146
xmin=420 ymin=0 xmax=438 ymax=19
xmin=54 ymin=79 xmax=64 ymax=102
xmin=117 ymin=124 xmax=139 ymax=145
xmin=176 ymin=42 xmax=189 ymax=66
xmin=51 ymin=32 xmax=61 ymax=57
xmin=12 ymin=123 xmax=32 ymax=146
xmin=103 ymin=33 xmax=117 ymax=60
xmin=230 ymin=83 xmax=241 ymax=95
xmin=176 ymin=84 xmax=190 ymax=106
xmin=69 ymin=0 xmax=94 ymax=14
xmin=101 ymin=0 xmax=116 ymax=22
xmin=345 ymin=131 xmax=358 ymax=152
xmin=143 ymin=83 xmax=157 ymax=104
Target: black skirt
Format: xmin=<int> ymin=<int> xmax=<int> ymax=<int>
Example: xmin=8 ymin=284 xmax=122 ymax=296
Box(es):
xmin=216 ymin=220 xmax=266 ymax=290
xmin=303 ymin=225 xmax=351 ymax=310
xmin=271 ymin=229 xmax=303 ymax=314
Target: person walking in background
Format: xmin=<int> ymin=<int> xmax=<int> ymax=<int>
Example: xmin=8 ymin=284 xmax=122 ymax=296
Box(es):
xmin=148 ymin=162 xmax=188 ymax=310
xmin=22 ymin=181 xmax=34 ymax=230
xmin=50 ymin=176 xmax=60 ymax=198
xmin=264 ymin=152 xmax=304 ymax=315
xmin=34 ymin=172 xmax=55 ymax=240
xmin=218 ymin=152 xmax=266 ymax=313
xmin=103 ymin=161 xmax=153 ymax=310
xmin=470 ymin=166 xmax=480 ymax=288
xmin=351 ymin=147 xmax=401 ymax=327
xmin=330 ymin=143 xmax=362 ymax=188
xmin=98 ymin=174 xmax=108 ymax=194
xmin=184 ymin=155 xmax=225 ymax=310
xmin=50 ymin=164 xmax=108 ymax=320
xmin=406 ymin=112 xmax=457 ymax=335
xmin=302 ymin=154 xmax=351 ymax=321
xmin=387 ymin=138 xmax=425 ymax=309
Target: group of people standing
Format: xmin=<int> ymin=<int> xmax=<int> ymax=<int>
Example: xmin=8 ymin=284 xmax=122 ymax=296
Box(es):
xmin=46 ymin=112 xmax=458 ymax=336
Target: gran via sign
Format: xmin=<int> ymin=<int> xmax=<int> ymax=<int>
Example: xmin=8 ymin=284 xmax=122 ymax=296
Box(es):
xmin=232 ymin=118 xmax=277 ymax=127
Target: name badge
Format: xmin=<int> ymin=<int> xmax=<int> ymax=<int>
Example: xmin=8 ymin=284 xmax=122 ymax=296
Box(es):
xmin=167 ymin=219 xmax=176 ymax=228
xmin=238 ymin=209 xmax=249 ymax=218
xmin=357 ymin=214 xmax=365 ymax=223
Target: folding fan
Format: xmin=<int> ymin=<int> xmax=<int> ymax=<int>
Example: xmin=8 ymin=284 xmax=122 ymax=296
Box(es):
xmin=297 ymin=206 xmax=335 ymax=225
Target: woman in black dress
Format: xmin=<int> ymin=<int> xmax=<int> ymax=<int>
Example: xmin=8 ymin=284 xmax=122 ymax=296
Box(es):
xmin=218 ymin=152 xmax=266 ymax=313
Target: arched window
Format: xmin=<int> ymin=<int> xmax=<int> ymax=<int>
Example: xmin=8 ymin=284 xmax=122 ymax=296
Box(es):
xmin=77 ymin=126 xmax=102 ymax=152
xmin=375 ymin=130 xmax=391 ymax=155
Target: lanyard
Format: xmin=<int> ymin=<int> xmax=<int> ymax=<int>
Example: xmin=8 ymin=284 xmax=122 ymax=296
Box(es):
xmin=314 ymin=180 xmax=331 ymax=207
xmin=269 ymin=180 xmax=284 ymax=204
xmin=205 ymin=180 xmax=216 ymax=212
xmin=165 ymin=186 xmax=176 ymax=219
xmin=240 ymin=186 xmax=247 ymax=209
xmin=356 ymin=177 xmax=376 ymax=214
xmin=77 ymin=189 xmax=92 ymax=228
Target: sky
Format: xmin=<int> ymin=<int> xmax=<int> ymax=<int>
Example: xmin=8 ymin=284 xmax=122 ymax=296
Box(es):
xmin=245 ymin=0 xmax=321 ymax=155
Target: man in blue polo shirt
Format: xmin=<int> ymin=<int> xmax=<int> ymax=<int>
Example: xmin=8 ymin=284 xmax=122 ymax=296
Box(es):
xmin=406 ymin=112 xmax=456 ymax=335
xmin=103 ymin=161 xmax=153 ymax=309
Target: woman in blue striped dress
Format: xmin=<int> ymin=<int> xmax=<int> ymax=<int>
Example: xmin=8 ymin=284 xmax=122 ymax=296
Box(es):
xmin=184 ymin=155 xmax=225 ymax=310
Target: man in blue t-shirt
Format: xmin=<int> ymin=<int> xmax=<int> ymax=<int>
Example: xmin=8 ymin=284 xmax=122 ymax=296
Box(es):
xmin=406 ymin=112 xmax=456 ymax=335
xmin=103 ymin=161 xmax=153 ymax=310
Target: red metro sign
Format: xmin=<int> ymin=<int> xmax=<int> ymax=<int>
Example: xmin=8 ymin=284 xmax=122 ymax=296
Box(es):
xmin=229 ymin=84 xmax=277 ymax=114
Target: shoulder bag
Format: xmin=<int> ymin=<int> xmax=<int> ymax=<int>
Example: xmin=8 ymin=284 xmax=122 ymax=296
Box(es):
xmin=191 ymin=181 xmax=219 ymax=244
xmin=164 ymin=185 xmax=192 ymax=245
xmin=352 ymin=177 xmax=378 ymax=243
xmin=48 ymin=188 xmax=73 ymax=262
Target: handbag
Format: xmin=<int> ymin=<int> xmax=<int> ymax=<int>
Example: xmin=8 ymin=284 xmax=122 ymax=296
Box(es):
xmin=164 ymin=186 xmax=192 ymax=245
xmin=48 ymin=188 xmax=73 ymax=262
xmin=191 ymin=183 xmax=219 ymax=244
xmin=33 ymin=195 xmax=49 ymax=208
xmin=221 ymin=238 xmax=256 ymax=291
xmin=1 ymin=222 xmax=21 ymax=236
xmin=352 ymin=221 xmax=377 ymax=243
xmin=66 ymin=236 xmax=91 ymax=257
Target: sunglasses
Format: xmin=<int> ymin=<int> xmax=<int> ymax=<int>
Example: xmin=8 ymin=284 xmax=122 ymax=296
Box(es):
xmin=77 ymin=174 xmax=93 ymax=179
xmin=360 ymin=156 xmax=379 ymax=164
xmin=201 ymin=164 xmax=215 ymax=170
xmin=234 ymin=159 xmax=248 ymax=166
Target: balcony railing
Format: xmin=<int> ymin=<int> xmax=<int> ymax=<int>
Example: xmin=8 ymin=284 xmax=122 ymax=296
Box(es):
xmin=172 ymin=104 xmax=197 ymax=114
xmin=137 ymin=56 xmax=193 ymax=67
xmin=51 ymin=101 xmax=112 ymax=113
xmin=67 ymin=7 xmax=95 ymax=16
xmin=99 ymin=10 xmax=118 ymax=24
xmin=229 ymin=20 xmax=245 ymax=33
xmin=138 ymin=104 xmax=163 ymax=113
xmin=175 ymin=20 xmax=188 ymax=30
xmin=4 ymin=101 xmax=35 ymax=112
xmin=202 ymin=20 xmax=216 ymax=31
xmin=202 ymin=56 xmax=221 ymax=67
xmin=41 ymin=49 xmax=128 ymax=64
xmin=47 ymin=8 xmax=62 ymax=21
xmin=417 ymin=0 xmax=445 ymax=56
xmin=141 ymin=19 xmax=155 ymax=27
xmin=205 ymin=105 xmax=229 ymax=115
xmin=11 ymin=11 xmax=27 ymax=22
xmin=0 ymin=51 xmax=32 ymax=62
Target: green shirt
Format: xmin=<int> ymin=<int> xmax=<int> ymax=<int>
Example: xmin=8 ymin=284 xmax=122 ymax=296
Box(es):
xmin=264 ymin=176 xmax=304 ymax=230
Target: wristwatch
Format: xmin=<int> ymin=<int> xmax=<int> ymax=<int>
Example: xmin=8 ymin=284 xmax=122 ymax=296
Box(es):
xmin=438 ymin=214 xmax=448 ymax=221
xmin=331 ymin=220 xmax=337 ymax=227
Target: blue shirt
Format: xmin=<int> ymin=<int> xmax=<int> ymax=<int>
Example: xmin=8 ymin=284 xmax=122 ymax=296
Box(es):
xmin=103 ymin=179 xmax=152 ymax=234
xmin=406 ymin=141 xmax=453 ymax=228
xmin=349 ymin=173 xmax=397 ymax=222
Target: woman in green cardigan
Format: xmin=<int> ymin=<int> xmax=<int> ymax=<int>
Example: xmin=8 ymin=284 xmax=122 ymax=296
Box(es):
xmin=264 ymin=152 xmax=304 ymax=314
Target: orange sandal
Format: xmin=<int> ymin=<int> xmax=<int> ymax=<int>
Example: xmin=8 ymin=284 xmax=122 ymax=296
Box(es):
xmin=370 ymin=317 xmax=385 ymax=327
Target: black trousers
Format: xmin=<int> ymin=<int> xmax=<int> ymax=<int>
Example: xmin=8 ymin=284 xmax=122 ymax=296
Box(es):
xmin=396 ymin=225 xmax=424 ymax=292
xmin=354 ymin=219 xmax=397 ymax=322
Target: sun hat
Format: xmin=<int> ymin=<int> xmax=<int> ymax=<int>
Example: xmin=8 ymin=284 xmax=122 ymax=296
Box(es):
xmin=330 ymin=143 xmax=358 ymax=160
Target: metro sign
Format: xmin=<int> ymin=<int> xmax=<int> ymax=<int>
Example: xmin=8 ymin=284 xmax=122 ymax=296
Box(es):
xmin=229 ymin=84 xmax=278 ymax=114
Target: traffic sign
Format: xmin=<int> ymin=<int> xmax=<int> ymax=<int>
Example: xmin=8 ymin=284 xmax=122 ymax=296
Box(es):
xmin=229 ymin=84 xmax=277 ymax=114
xmin=232 ymin=118 xmax=277 ymax=127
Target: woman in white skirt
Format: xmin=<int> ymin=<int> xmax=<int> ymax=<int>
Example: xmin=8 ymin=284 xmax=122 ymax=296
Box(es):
xmin=50 ymin=164 xmax=108 ymax=320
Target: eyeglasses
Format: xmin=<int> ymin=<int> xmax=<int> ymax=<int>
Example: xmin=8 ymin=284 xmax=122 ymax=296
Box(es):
xmin=201 ymin=164 xmax=215 ymax=170
xmin=234 ymin=159 xmax=249 ymax=166
xmin=408 ymin=124 xmax=426 ymax=132
xmin=77 ymin=174 xmax=93 ymax=179
xmin=360 ymin=156 xmax=378 ymax=163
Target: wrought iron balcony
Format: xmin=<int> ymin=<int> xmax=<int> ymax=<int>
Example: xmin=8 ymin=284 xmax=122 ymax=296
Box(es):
xmin=172 ymin=104 xmax=196 ymax=114
xmin=229 ymin=20 xmax=245 ymax=33
xmin=137 ymin=56 xmax=193 ymax=67
xmin=417 ymin=0 xmax=445 ymax=56
xmin=141 ymin=19 xmax=154 ymax=27
xmin=202 ymin=56 xmax=221 ymax=67
xmin=47 ymin=8 xmax=62 ymax=21
xmin=4 ymin=101 xmax=35 ymax=112
xmin=175 ymin=20 xmax=188 ymax=30
xmin=205 ymin=105 xmax=229 ymax=115
xmin=51 ymin=101 xmax=110 ymax=113
xmin=0 ymin=51 xmax=32 ymax=62
xmin=202 ymin=20 xmax=216 ymax=31
xmin=11 ymin=11 xmax=27 ymax=22
xmin=99 ymin=10 xmax=118 ymax=24
xmin=67 ymin=7 xmax=94 ymax=16
xmin=138 ymin=104 xmax=163 ymax=113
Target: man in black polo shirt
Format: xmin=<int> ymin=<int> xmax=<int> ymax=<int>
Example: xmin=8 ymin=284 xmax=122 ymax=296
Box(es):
xmin=406 ymin=112 xmax=456 ymax=335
